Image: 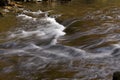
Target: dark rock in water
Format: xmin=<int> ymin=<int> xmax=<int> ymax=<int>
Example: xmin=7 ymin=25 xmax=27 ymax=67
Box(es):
xmin=58 ymin=0 xmax=71 ymax=4
xmin=0 ymin=12 xmax=3 ymax=17
xmin=61 ymin=18 xmax=81 ymax=27
xmin=113 ymin=71 xmax=120 ymax=80
xmin=111 ymin=48 xmax=120 ymax=57
xmin=0 ymin=0 xmax=8 ymax=6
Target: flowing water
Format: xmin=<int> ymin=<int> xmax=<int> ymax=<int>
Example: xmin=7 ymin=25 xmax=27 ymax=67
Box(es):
xmin=1 ymin=0 xmax=120 ymax=80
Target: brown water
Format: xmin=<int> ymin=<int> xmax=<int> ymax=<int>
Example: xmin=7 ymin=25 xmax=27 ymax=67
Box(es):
xmin=1 ymin=0 xmax=120 ymax=80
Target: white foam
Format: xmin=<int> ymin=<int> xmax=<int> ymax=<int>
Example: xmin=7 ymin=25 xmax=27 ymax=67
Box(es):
xmin=9 ymin=30 xmax=46 ymax=39
xmin=10 ymin=10 xmax=66 ymax=46
xmin=4 ymin=49 xmax=25 ymax=55
xmin=23 ymin=10 xmax=43 ymax=15
xmin=23 ymin=43 xmax=41 ymax=50
xmin=17 ymin=14 xmax=33 ymax=20
xmin=9 ymin=20 xmax=65 ymax=40
xmin=113 ymin=44 xmax=120 ymax=48
xmin=84 ymin=52 xmax=111 ymax=59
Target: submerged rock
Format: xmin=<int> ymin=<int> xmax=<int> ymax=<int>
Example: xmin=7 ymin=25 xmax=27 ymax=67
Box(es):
xmin=0 ymin=12 xmax=3 ymax=17
xmin=113 ymin=71 xmax=120 ymax=80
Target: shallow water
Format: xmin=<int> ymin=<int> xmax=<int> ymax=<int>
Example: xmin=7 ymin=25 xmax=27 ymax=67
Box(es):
xmin=1 ymin=0 xmax=120 ymax=80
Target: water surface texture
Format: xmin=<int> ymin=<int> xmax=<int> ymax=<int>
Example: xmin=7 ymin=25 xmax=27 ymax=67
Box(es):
xmin=1 ymin=0 xmax=120 ymax=80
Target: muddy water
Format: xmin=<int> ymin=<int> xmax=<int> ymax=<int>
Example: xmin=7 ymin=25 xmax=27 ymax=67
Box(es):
xmin=1 ymin=0 xmax=120 ymax=80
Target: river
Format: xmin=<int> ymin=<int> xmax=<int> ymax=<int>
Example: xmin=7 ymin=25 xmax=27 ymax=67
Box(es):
xmin=0 ymin=0 xmax=120 ymax=80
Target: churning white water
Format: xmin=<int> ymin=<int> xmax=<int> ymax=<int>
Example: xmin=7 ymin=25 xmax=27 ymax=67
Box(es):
xmin=9 ymin=10 xmax=65 ymax=45
xmin=0 ymin=9 xmax=118 ymax=59
xmin=1 ymin=9 xmax=120 ymax=80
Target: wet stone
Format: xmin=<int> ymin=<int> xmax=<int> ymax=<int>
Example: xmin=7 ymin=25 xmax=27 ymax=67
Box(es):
xmin=113 ymin=71 xmax=120 ymax=80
